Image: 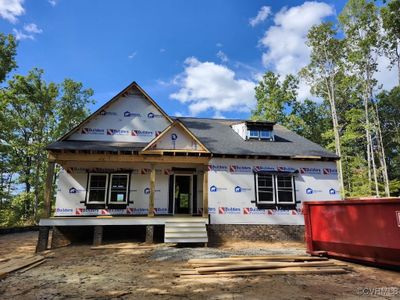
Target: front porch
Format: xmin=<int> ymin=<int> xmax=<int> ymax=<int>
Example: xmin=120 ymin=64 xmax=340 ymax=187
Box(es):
xmin=37 ymin=216 xmax=209 ymax=251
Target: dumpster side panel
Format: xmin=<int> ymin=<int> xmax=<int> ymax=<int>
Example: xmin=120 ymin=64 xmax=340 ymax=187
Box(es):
xmin=304 ymin=199 xmax=400 ymax=267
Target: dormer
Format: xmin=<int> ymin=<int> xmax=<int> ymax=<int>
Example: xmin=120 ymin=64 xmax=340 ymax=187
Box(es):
xmin=232 ymin=121 xmax=275 ymax=141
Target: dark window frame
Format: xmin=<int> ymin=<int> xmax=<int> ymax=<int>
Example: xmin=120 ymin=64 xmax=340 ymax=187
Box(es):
xmin=85 ymin=172 xmax=131 ymax=208
xmin=254 ymin=172 xmax=296 ymax=209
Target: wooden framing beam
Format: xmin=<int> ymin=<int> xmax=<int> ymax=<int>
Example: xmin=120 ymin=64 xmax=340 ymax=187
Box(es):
xmin=202 ymin=169 xmax=209 ymax=218
xmin=44 ymin=159 xmax=56 ymax=218
xmin=49 ymin=152 xmax=210 ymax=165
xmin=148 ymin=165 xmax=156 ymax=217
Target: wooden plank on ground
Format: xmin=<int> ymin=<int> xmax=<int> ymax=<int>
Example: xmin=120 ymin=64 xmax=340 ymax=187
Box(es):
xmin=0 ymin=256 xmax=45 ymax=279
xmin=18 ymin=259 xmax=46 ymax=274
xmin=91 ymin=243 xmax=157 ymax=250
xmin=195 ymin=261 xmax=336 ymax=274
xmin=228 ymin=255 xmax=328 ymax=261
xmin=179 ymin=267 xmax=348 ymax=278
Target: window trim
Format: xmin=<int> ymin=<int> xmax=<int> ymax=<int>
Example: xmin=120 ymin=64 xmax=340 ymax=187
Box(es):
xmin=255 ymin=173 xmax=275 ymax=204
xmin=87 ymin=173 xmax=109 ymax=204
xmin=275 ymin=175 xmax=296 ymax=204
xmin=254 ymin=172 xmax=296 ymax=208
xmin=108 ymin=173 xmax=130 ymax=205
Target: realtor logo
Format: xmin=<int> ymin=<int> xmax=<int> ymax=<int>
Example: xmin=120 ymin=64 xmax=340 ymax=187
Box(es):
xmin=171 ymin=133 xmax=178 ymax=141
xmin=306 ymin=188 xmax=313 ymax=194
xmin=210 ymin=185 xmax=217 ymax=192
xmin=235 ymin=186 xmax=242 ymax=192
xmin=329 ymin=188 xmax=336 ymax=195
xmin=144 ymin=188 xmax=150 ymax=194
xmin=69 ymin=187 xmax=77 ymax=194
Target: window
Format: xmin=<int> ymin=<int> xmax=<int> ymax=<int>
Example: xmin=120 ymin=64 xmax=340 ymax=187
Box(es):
xmin=255 ymin=173 xmax=295 ymax=207
xmin=86 ymin=172 xmax=130 ymax=206
xmin=249 ymin=130 xmax=259 ymax=138
xmin=247 ymin=129 xmax=273 ymax=140
xmin=87 ymin=174 xmax=108 ymax=203
xmin=257 ymin=174 xmax=275 ymax=203
xmin=260 ymin=130 xmax=272 ymax=139
xmin=276 ymin=175 xmax=294 ymax=204
xmin=109 ymin=174 xmax=129 ymax=204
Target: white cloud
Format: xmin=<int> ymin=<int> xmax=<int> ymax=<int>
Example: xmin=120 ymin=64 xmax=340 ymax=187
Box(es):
xmin=160 ymin=48 xmax=166 ymax=53
xmin=216 ymin=50 xmax=228 ymax=63
xmin=12 ymin=28 xmax=33 ymax=40
xmin=249 ymin=6 xmax=271 ymax=27
xmin=216 ymin=43 xmax=223 ymax=48
xmin=128 ymin=52 xmax=137 ymax=59
xmin=260 ymin=2 xmax=334 ymax=76
xmin=259 ymin=2 xmax=334 ymax=99
xmin=0 ymin=0 xmax=24 ymax=23
xmin=375 ymin=55 xmax=398 ymax=92
xmin=170 ymin=57 xmax=256 ymax=116
xmin=23 ymin=23 xmax=42 ymax=34
xmin=48 ymin=0 xmax=57 ymax=6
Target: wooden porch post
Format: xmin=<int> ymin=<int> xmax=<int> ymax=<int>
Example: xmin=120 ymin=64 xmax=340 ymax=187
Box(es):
xmin=148 ymin=164 xmax=156 ymax=217
xmin=44 ymin=158 xmax=56 ymax=218
xmin=36 ymin=157 xmax=55 ymax=252
xmin=202 ymin=168 xmax=208 ymax=218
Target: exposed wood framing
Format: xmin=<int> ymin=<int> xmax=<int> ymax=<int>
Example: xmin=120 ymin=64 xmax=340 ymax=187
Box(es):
xmin=202 ymin=169 xmax=209 ymax=218
xmin=141 ymin=120 xmax=210 ymax=154
xmin=49 ymin=152 xmax=210 ymax=165
xmin=148 ymin=165 xmax=156 ymax=217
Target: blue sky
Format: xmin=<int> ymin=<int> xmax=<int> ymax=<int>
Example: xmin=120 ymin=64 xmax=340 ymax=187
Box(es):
xmin=0 ymin=0 xmax=395 ymax=120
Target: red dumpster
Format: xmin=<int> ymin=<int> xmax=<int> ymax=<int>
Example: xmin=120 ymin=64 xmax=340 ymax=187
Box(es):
xmin=303 ymin=198 xmax=400 ymax=268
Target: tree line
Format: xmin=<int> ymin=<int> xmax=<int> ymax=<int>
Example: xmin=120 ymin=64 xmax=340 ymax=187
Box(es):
xmin=0 ymin=0 xmax=398 ymax=228
xmin=0 ymin=35 xmax=94 ymax=227
xmin=252 ymin=0 xmax=400 ymax=198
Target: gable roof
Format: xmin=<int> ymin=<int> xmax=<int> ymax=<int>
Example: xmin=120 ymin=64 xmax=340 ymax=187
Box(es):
xmin=141 ymin=120 xmax=210 ymax=153
xmin=47 ymin=83 xmax=338 ymax=160
xmin=58 ymin=81 xmax=173 ymax=141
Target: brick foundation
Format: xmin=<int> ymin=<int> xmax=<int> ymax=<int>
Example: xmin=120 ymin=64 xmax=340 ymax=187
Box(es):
xmin=207 ymin=224 xmax=304 ymax=245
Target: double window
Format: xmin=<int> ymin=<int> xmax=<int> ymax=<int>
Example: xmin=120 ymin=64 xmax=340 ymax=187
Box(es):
xmin=87 ymin=173 xmax=130 ymax=206
xmin=255 ymin=173 xmax=295 ymax=208
xmin=247 ymin=129 xmax=273 ymax=140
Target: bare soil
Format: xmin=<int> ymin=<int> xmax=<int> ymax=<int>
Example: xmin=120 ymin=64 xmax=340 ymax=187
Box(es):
xmin=0 ymin=231 xmax=399 ymax=299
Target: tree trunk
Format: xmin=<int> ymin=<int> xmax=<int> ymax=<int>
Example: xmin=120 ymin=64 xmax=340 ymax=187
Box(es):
xmin=329 ymin=80 xmax=345 ymax=198
xmin=372 ymin=100 xmax=390 ymax=196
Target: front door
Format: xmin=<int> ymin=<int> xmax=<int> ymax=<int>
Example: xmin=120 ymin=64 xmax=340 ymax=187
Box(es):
xmin=174 ymin=175 xmax=191 ymax=214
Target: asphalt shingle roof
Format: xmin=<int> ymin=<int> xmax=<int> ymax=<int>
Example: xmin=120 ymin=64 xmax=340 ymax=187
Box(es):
xmin=47 ymin=117 xmax=337 ymax=159
xmin=178 ymin=117 xmax=338 ymax=159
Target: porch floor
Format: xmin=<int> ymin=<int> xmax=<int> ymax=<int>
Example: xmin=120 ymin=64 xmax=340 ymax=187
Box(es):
xmin=39 ymin=216 xmax=209 ymax=226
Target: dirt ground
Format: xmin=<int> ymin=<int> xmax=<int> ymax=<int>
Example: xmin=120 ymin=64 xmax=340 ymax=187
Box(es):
xmin=0 ymin=231 xmax=400 ymax=300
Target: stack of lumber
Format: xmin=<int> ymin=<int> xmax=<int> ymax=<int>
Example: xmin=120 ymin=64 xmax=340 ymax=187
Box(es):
xmin=177 ymin=255 xmax=350 ymax=278
xmin=0 ymin=255 xmax=45 ymax=279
